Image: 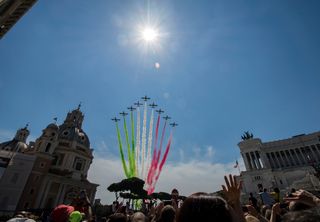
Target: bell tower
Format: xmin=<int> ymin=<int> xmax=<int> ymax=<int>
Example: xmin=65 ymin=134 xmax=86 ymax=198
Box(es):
xmin=14 ymin=124 xmax=30 ymax=142
xmin=63 ymin=104 xmax=84 ymax=128
xmin=33 ymin=122 xmax=58 ymax=155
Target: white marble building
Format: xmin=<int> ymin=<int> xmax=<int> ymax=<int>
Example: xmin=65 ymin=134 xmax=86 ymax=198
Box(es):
xmin=238 ymin=132 xmax=320 ymax=195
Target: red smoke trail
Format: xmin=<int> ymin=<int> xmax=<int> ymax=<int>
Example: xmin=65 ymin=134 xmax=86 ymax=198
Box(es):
xmin=149 ymin=131 xmax=173 ymax=194
xmin=146 ymin=115 xmax=160 ymax=185
xmin=150 ymin=120 xmax=168 ymax=186
xmin=155 ymin=120 xmax=167 ymax=170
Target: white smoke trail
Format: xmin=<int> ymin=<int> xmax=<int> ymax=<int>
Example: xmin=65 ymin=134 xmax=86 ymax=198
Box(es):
xmin=135 ymin=106 xmax=141 ymax=176
xmin=141 ymin=102 xmax=148 ymax=178
xmin=145 ymin=108 xmax=154 ymax=180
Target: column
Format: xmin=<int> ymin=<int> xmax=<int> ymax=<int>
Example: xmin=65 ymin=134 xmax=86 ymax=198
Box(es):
xmin=286 ymin=150 xmax=296 ymax=166
xmin=260 ymin=152 xmax=271 ymax=168
xmin=293 ymin=149 xmax=303 ymax=165
xmin=303 ymin=147 xmax=313 ymax=163
xmin=316 ymin=144 xmax=320 ymax=159
xmin=34 ymin=177 xmax=47 ymax=208
xmin=241 ymin=153 xmax=250 ymax=171
xmin=275 ymin=152 xmax=284 ymax=168
xmin=290 ymin=149 xmax=301 ymax=166
xmin=54 ymin=184 xmax=63 ymax=206
xmin=298 ymin=148 xmax=307 ymax=165
xmin=39 ymin=180 xmax=52 ymax=208
xmin=256 ymin=151 xmax=264 ymax=169
xmin=280 ymin=151 xmax=289 ymax=167
xmin=274 ymin=152 xmax=283 ymax=168
xmin=267 ymin=153 xmax=275 ymax=169
xmin=271 ymin=152 xmax=279 ymax=168
xmin=250 ymin=152 xmax=257 ymax=169
xmin=272 ymin=152 xmax=280 ymax=168
xmin=246 ymin=153 xmax=253 ymax=170
xmin=311 ymin=145 xmax=320 ymax=162
xmin=254 ymin=151 xmax=262 ymax=169
xmin=308 ymin=146 xmax=319 ymax=162
xmin=282 ymin=150 xmax=291 ymax=167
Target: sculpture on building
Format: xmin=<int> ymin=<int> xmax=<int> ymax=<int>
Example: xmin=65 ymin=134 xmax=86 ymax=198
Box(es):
xmin=241 ymin=131 xmax=254 ymax=141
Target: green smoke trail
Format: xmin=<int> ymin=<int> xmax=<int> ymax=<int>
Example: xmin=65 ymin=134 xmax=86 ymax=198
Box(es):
xmin=135 ymin=107 xmax=141 ymax=176
xmin=116 ymin=122 xmax=129 ymax=178
xmin=130 ymin=111 xmax=136 ymax=177
xmin=123 ymin=116 xmax=133 ymax=177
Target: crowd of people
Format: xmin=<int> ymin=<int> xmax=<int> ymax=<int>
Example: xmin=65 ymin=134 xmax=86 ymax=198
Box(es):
xmin=5 ymin=174 xmax=320 ymax=222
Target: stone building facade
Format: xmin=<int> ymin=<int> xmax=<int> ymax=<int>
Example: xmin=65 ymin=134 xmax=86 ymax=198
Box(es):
xmin=0 ymin=0 xmax=38 ymax=38
xmin=0 ymin=107 xmax=99 ymax=211
xmin=238 ymin=132 xmax=320 ymax=195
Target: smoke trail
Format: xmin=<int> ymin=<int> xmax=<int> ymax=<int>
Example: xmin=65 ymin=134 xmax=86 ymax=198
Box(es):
xmin=147 ymin=115 xmax=161 ymax=186
xmin=123 ymin=116 xmax=133 ymax=177
xmin=145 ymin=108 xmax=154 ymax=180
xmin=155 ymin=120 xmax=168 ymax=174
xmin=116 ymin=122 xmax=129 ymax=178
xmin=148 ymin=119 xmax=168 ymax=187
xmin=130 ymin=111 xmax=136 ymax=177
xmin=135 ymin=107 xmax=141 ymax=176
xmin=149 ymin=131 xmax=173 ymax=193
xmin=141 ymin=102 xmax=148 ymax=178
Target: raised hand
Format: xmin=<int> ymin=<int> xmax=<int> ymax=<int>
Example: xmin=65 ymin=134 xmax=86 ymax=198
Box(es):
xmin=221 ymin=174 xmax=245 ymax=222
xmin=284 ymin=189 xmax=320 ymax=207
xmin=221 ymin=174 xmax=242 ymax=206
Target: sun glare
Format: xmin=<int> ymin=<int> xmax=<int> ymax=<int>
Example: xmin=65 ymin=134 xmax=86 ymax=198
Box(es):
xmin=141 ymin=27 xmax=158 ymax=42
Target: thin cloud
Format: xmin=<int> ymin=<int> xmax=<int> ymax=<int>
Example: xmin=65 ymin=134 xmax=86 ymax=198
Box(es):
xmin=0 ymin=129 xmax=14 ymax=141
xmin=192 ymin=146 xmax=201 ymax=158
xmin=206 ymin=145 xmax=215 ymax=158
xmin=163 ymin=92 xmax=170 ymax=99
xmin=87 ymin=156 xmax=241 ymax=204
xmin=179 ymin=148 xmax=184 ymax=162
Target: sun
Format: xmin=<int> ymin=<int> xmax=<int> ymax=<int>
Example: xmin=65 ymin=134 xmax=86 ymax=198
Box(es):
xmin=141 ymin=27 xmax=158 ymax=42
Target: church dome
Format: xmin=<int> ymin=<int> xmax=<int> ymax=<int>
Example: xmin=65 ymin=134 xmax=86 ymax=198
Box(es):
xmin=58 ymin=125 xmax=90 ymax=148
xmin=46 ymin=123 xmax=58 ymax=130
xmin=16 ymin=141 xmax=28 ymax=152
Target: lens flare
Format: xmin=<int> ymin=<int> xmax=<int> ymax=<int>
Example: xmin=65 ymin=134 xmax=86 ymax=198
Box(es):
xmin=141 ymin=27 xmax=158 ymax=42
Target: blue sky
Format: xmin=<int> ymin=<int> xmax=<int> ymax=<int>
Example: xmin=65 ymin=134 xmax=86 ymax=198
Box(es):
xmin=1 ymin=0 xmax=320 ymax=199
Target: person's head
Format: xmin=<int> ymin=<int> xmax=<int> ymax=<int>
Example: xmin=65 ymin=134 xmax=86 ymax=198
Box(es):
xmin=274 ymin=188 xmax=280 ymax=193
xmin=291 ymin=188 xmax=296 ymax=193
xmin=50 ymin=204 xmax=75 ymax=222
xmin=282 ymin=207 xmax=320 ymax=222
xmin=159 ymin=205 xmax=176 ymax=222
xmin=177 ymin=193 xmax=233 ymax=222
xmin=263 ymin=188 xmax=268 ymax=192
xmin=257 ymin=184 xmax=263 ymax=192
xmin=171 ymin=189 xmax=179 ymax=200
xmin=249 ymin=192 xmax=253 ymax=197
xmin=118 ymin=206 xmax=126 ymax=214
xmin=108 ymin=213 xmax=127 ymax=222
xmin=131 ymin=212 xmax=145 ymax=222
xmin=155 ymin=202 xmax=165 ymax=217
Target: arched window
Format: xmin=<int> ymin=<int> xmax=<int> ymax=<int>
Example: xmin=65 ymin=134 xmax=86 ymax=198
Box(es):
xmin=52 ymin=155 xmax=58 ymax=165
xmin=45 ymin=143 xmax=51 ymax=152
xmin=73 ymin=157 xmax=86 ymax=171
